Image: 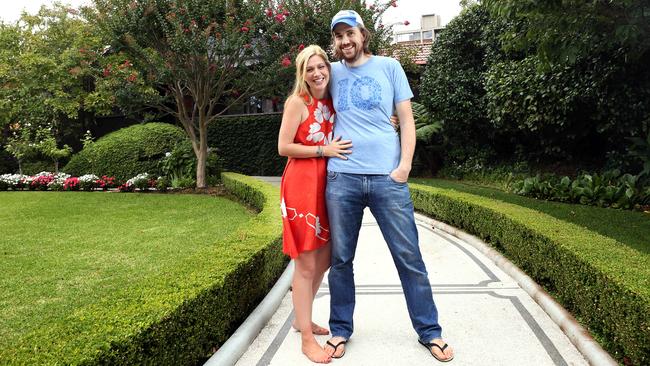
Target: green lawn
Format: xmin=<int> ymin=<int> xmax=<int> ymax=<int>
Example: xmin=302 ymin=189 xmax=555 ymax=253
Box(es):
xmin=0 ymin=192 xmax=253 ymax=363
xmin=411 ymin=178 xmax=650 ymax=254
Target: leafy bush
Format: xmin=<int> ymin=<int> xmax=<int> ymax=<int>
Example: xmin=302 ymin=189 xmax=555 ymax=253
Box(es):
xmin=158 ymin=139 xmax=222 ymax=187
xmin=160 ymin=139 xmax=196 ymax=184
xmin=63 ymin=123 xmax=186 ymax=180
xmin=511 ymin=170 xmax=650 ymax=210
xmin=410 ymin=183 xmax=650 ymax=365
xmin=628 ymin=131 xmax=650 ymax=178
xmin=419 ymin=4 xmax=500 ymax=165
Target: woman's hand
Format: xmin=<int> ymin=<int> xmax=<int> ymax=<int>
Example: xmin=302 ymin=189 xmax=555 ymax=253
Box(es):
xmin=323 ymin=136 xmax=352 ymax=160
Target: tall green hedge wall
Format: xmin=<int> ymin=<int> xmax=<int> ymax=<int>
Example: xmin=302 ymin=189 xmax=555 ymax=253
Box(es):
xmin=208 ymin=113 xmax=286 ymax=176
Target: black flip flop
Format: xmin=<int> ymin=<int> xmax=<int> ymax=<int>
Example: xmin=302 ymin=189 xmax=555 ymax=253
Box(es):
xmin=418 ymin=339 xmax=454 ymax=362
xmin=326 ymin=339 xmax=347 ymax=359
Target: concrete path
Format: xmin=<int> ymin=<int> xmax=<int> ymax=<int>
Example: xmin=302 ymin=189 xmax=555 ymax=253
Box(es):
xmin=222 ymin=177 xmax=596 ymax=365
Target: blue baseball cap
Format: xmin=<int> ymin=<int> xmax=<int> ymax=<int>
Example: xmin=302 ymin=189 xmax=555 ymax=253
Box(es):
xmin=330 ymin=10 xmax=365 ymax=31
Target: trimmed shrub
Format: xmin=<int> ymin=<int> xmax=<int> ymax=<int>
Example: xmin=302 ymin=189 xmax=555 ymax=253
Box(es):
xmin=409 ymin=183 xmax=650 ymax=364
xmin=20 ymin=173 xmax=287 ymax=365
xmin=208 ymin=113 xmax=286 ymax=176
xmin=63 ymin=123 xmax=187 ymax=180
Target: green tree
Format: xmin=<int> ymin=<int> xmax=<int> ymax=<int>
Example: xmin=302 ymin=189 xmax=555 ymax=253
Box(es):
xmin=482 ymin=0 xmax=650 ymax=165
xmin=0 ymin=3 xmax=145 ymax=168
xmin=483 ymin=0 xmax=650 ymax=67
xmin=419 ymin=4 xmax=498 ymax=164
xmin=5 ymin=124 xmax=37 ymax=175
xmin=36 ymin=127 xmax=73 ymax=173
xmin=92 ymin=0 xmax=391 ymax=187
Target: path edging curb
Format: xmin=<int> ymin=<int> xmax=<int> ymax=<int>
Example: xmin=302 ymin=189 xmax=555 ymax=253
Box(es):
xmin=203 ymin=261 xmax=294 ymax=366
xmin=418 ymin=214 xmax=617 ymax=366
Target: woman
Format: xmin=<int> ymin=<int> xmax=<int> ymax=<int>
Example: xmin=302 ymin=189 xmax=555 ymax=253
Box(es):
xmin=278 ymin=45 xmax=352 ymax=363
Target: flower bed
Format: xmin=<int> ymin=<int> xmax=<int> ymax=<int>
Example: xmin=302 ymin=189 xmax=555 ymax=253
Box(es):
xmin=0 ymin=172 xmax=158 ymax=192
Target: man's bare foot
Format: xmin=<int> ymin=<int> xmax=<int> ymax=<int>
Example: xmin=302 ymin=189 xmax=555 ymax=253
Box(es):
xmin=301 ymin=337 xmax=331 ymax=363
xmin=324 ymin=336 xmax=347 ymax=358
xmin=292 ymin=321 xmax=330 ymax=335
xmin=419 ymin=338 xmax=454 ymax=362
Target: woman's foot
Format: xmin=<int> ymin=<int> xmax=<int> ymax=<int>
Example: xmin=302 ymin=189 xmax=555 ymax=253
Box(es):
xmin=324 ymin=336 xmax=347 ymax=358
xmin=293 ymin=321 xmax=330 ymax=335
xmin=302 ymin=337 xmax=331 ymax=363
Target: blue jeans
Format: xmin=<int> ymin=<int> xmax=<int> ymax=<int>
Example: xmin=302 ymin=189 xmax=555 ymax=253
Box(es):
xmin=326 ymin=171 xmax=443 ymax=342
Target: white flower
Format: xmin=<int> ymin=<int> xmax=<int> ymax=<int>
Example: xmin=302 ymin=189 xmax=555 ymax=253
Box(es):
xmin=0 ymin=174 xmax=29 ymax=185
xmin=126 ymin=173 xmax=151 ymax=186
xmin=314 ymin=102 xmax=331 ymax=124
xmin=79 ymin=174 xmax=99 ymax=183
xmin=306 ymin=122 xmax=324 ymax=143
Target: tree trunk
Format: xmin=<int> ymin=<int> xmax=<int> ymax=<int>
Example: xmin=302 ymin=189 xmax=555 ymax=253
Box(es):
xmin=196 ymin=119 xmax=209 ymax=188
xmin=196 ymin=147 xmax=207 ymax=188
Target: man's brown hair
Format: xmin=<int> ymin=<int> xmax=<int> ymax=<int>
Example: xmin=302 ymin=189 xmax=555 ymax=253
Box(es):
xmin=332 ymin=25 xmax=372 ymax=60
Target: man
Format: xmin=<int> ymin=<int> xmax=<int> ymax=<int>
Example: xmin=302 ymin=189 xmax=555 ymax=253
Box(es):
xmin=324 ymin=10 xmax=454 ymax=362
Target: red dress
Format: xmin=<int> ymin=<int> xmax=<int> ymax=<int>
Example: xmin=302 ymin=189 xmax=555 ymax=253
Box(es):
xmin=280 ymin=96 xmax=335 ymax=258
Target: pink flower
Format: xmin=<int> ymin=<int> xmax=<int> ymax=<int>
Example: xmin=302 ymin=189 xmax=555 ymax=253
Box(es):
xmin=265 ymin=8 xmax=273 ymax=17
xmin=391 ymin=0 xmax=397 ymax=7
xmin=64 ymin=177 xmax=79 ymax=191
xmin=404 ymin=20 xmax=410 ymax=26
xmin=298 ymin=44 xmax=305 ymax=51
xmin=275 ymin=13 xmax=286 ymax=23
xmin=272 ymin=34 xmax=279 ymax=40
xmin=241 ymin=26 xmax=249 ymax=32
xmin=281 ymin=57 xmax=291 ymax=67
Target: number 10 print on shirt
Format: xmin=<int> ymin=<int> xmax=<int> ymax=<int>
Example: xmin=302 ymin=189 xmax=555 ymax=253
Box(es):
xmin=337 ymin=76 xmax=382 ymax=111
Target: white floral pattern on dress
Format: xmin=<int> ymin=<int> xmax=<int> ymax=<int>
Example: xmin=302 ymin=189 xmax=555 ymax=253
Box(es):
xmin=314 ymin=101 xmax=331 ymax=124
xmin=307 ymin=122 xmax=325 ymax=142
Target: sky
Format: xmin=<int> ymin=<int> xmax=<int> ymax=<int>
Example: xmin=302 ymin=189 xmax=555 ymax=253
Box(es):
xmin=0 ymin=0 xmax=462 ymax=28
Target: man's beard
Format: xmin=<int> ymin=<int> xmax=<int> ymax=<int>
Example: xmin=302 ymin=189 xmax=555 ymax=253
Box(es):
xmin=340 ymin=43 xmax=363 ymax=63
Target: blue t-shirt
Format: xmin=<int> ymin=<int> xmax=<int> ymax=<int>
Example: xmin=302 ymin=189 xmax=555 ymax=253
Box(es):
xmin=328 ymin=56 xmax=413 ymax=174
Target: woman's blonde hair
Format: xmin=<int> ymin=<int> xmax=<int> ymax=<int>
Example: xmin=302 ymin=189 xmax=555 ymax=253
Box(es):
xmin=288 ymin=45 xmax=331 ymax=105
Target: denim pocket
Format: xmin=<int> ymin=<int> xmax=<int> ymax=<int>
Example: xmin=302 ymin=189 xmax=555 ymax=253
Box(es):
xmin=327 ymin=170 xmax=339 ymax=181
xmin=387 ymin=174 xmax=407 ymax=185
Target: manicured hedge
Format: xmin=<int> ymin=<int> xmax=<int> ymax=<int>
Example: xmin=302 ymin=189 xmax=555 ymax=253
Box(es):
xmin=87 ymin=172 xmax=286 ymax=365
xmin=12 ymin=173 xmax=286 ymax=365
xmin=409 ymin=183 xmax=649 ymax=365
xmin=208 ymin=113 xmax=286 ymax=176
xmin=63 ymin=123 xmax=187 ymax=180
